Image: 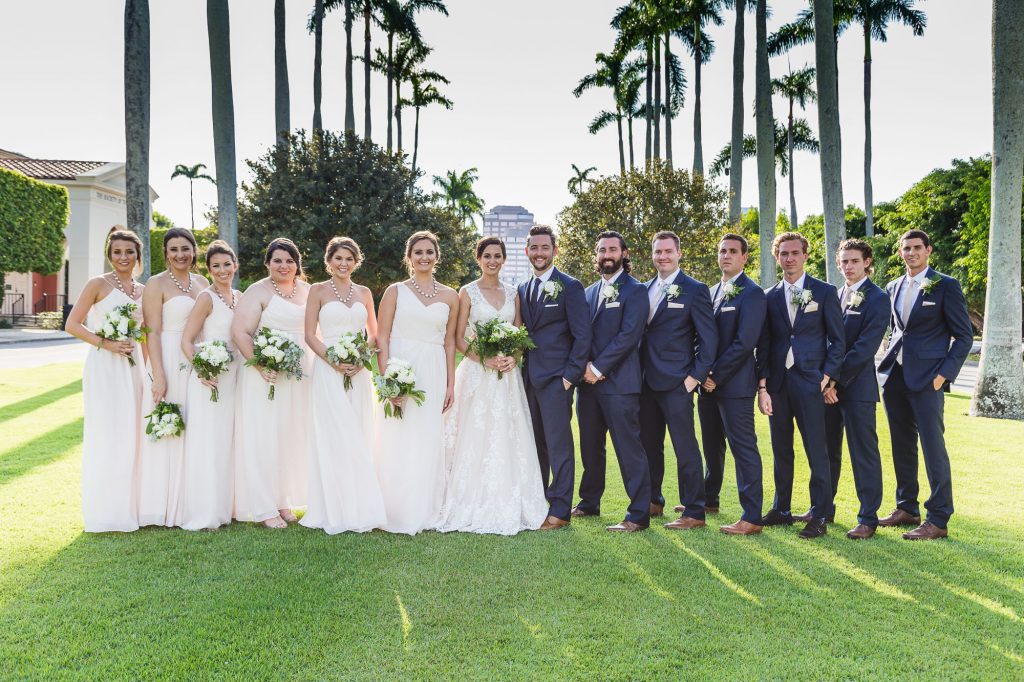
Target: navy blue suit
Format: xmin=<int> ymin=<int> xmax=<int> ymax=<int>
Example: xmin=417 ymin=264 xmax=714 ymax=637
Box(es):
xmin=758 ymin=274 xmax=845 ymax=520
xmin=576 ymin=272 xmax=652 ymax=525
xmin=519 ymin=268 xmax=592 ymax=521
xmin=639 ymin=271 xmax=718 ymax=518
xmin=877 ymin=267 xmax=973 ymax=527
xmin=699 ymin=272 xmax=766 ymax=524
xmin=824 ymin=279 xmax=888 ymax=527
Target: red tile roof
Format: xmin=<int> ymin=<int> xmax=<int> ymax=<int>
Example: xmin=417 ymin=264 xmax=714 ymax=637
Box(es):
xmin=0 ymin=158 xmax=109 ymax=180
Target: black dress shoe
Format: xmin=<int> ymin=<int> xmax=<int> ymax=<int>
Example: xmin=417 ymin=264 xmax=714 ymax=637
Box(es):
xmin=798 ymin=518 xmax=828 ymax=539
xmin=760 ymin=509 xmax=794 ymax=526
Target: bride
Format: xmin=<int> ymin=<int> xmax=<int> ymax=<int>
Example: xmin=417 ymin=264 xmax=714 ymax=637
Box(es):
xmin=436 ymin=237 xmax=548 ymax=535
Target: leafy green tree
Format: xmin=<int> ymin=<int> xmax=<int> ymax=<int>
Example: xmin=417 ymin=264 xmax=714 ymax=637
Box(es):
xmin=170 ymin=163 xmax=215 ymax=229
xmin=555 ymin=161 xmax=728 ymax=285
xmin=0 ymin=168 xmax=68 ymax=308
xmin=709 ymin=118 xmax=819 ymax=178
xmin=237 ymin=131 xmax=476 ymax=295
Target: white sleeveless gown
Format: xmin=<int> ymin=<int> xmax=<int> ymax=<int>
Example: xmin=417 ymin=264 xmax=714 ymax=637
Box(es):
xmin=301 ymin=300 xmax=387 ymax=534
xmin=81 ymin=289 xmax=144 ymax=532
xmin=375 ymin=285 xmax=449 ymax=535
xmin=180 ymin=289 xmax=238 ymax=530
xmin=234 ymin=295 xmax=313 ymax=522
xmin=436 ymin=282 xmax=548 ymax=534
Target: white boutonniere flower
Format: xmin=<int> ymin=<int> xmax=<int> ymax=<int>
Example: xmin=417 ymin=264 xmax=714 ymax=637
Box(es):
xmin=722 ymin=282 xmax=743 ymax=301
xmin=921 ymin=275 xmax=941 ymax=295
xmin=664 ymin=284 xmax=682 ymax=300
xmin=792 ymin=287 xmax=815 ymax=309
xmin=848 ymin=290 xmax=865 ymax=309
xmin=600 ymin=283 xmax=620 ymax=302
xmin=542 ymin=280 xmax=564 ymax=301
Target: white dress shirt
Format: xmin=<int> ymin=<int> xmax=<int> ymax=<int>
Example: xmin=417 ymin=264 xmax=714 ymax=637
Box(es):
xmin=894 ymin=269 xmax=929 ymax=324
xmin=648 ymin=268 xmax=679 ymax=322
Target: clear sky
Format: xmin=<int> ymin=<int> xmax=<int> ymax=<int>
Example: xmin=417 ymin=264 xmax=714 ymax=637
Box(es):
xmin=0 ymin=0 xmax=991 ymax=231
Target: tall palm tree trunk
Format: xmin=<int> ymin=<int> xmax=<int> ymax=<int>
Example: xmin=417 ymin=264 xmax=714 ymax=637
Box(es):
xmin=813 ymin=0 xmax=845 ymax=285
xmin=645 ymin=39 xmax=653 ymax=165
xmin=363 ymin=0 xmax=372 ymax=140
xmin=971 ymin=0 xmax=1024 ymax=420
xmin=788 ymin=98 xmax=797 ymax=229
xmin=344 ymin=0 xmax=355 ymax=134
xmin=396 ymin=81 xmax=404 ymax=153
xmin=692 ymin=24 xmax=703 ymax=175
xmin=313 ymin=0 xmax=324 ymax=132
xmin=274 ymin=0 xmax=289 ymax=145
xmin=729 ymin=0 xmax=745 ymax=225
xmin=654 ymin=36 xmax=662 ymax=160
xmin=124 ymin=0 xmax=151 ymax=279
xmin=863 ymin=22 xmax=874 ymax=236
xmin=664 ymin=31 xmax=673 ymax=169
xmin=188 ymin=181 xmax=195 ymax=229
xmin=616 ymin=108 xmax=626 ymax=175
xmin=412 ymin=106 xmax=421 ymax=176
xmin=386 ymin=33 xmax=395 ymax=152
xmin=755 ymin=0 xmax=776 ymax=286
xmin=627 ymin=114 xmax=636 ymax=170
xmin=208 ymin=0 xmax=238 ymax=260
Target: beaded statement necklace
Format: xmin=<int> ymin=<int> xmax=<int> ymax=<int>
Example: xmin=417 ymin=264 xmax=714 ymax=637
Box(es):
xmin=168 ymin=270 xmax=194 ymax=294
xmin=330 ymin=278 xmax=355 ymax=305
xmin=213 ymin=286 xmax=237 ymax=310
xmin=271 ymin=278 xmax=296 ymax=299
xmin=410 ymin=277 xmax=438 ymax=299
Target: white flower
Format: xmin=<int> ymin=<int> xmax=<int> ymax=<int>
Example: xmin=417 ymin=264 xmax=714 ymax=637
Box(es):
xmin=255 ymin=336 xmax=267 ymax=347
xmin=791 ymin=288 xmax=814 ymax=308
xmin=117 ymin=319 xmax=129 ymax=336
xmin=600 ymin=283 xmax=620 ymax=302
xmin=664 ymin=284 xmax=681 ymax=300
xmin=541 ymin=280 xmax=564 ymax=301
xmin=848 ymin=290 xmax=865 ymax=308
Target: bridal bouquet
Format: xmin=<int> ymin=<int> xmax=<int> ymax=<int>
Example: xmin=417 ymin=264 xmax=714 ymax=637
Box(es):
xmin=95 ymin=302 xmax=149 ymax=367
xmin=185 ymin=340 xmax=234 ymax=402
xmin=374 ymin=358 xmax=425 ymax=419
xmin=467 ymin=318 xmax=536 ymax=379
xmin=245 ymin=327 xmax=304 ymax=400
xmin=325 ymin=330 xmax=377 ymax=391
xmin=144 ymin=401 xmax=185 ymax=441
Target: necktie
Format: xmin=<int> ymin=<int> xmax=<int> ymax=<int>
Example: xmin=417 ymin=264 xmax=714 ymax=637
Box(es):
xmin=785 ymin=285 xmax=797 ymax=369
xmin=897 ymin=278 xmax=917 ymax=365
xmin=530 ymin=277 xmax=542 ymax=314
xmin=714 ymin=282 xmax=725 ymax=311
xmin=648 ymin=280 xmax=665 ymax=323
xmin=839 ymin=286 xmax=849 ymax=312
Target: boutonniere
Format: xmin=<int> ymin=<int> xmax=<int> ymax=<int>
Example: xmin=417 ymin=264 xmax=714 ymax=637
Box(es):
xmin=722 ymin=281 xmax=743 ymax=301
xmin=848 ymin=290 xmax=865 ymax=309
xmin=600 ymin=282 xmax=621 ymax=303
xmin=664 ymin=284 xmax=682 ymax=300
xmin=792 ymin=287 xmax=815 ymax=309
xmin=541 ymin=280 xmax=564 ymax=301
xmin=920 ymin=276 xmax=941 ymax=296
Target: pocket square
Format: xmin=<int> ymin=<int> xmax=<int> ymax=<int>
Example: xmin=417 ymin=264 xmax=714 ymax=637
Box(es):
xmin=846 ymin=310 xmax=862 ymax=316
xmin=544 ymin=303 xmax=558 ymax=308
xmin=721 ymin=306 xmax=736 ymax=312
xmin=605 ymin=301 xmax=621 ymax=308
xmin=804 ymin=302 xmax=819 ymax=313
xmin=667 ymin=302 xmax=685 ymax=309
xmin=922 ymin=300 xmax=936 ymax=307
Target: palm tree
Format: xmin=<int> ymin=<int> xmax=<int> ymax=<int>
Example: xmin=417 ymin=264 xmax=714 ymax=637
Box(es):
xmin=402 ymin=70 xmax=452 ymax=176
xmin=754 ymin=0 xmax=776 ymax=285
xmin=710 ymin=118 xmax=819 ymax=187
xmin=772 ymin=66 xmax=817 ymax=229
xmin=726 ymin=0 xmax=753 ymax=224
xmin=389 ymin=39 xmax=430 ymax=154
xmin=362 ymin=0 xmax=374 ymax=140
xmin=573 ymin=52 xmax=629 ymax=175
xmin=433 ymin=168 xmax=485 ymax=227
xmin=813 ymin=0 xmax=845 ymax=285
xmin=170 ymin=163 xmax=216 ymax=229
xmin=274 ymin=0 xmax=289 ymax=145
xmin=971 ymin=0 xmax=1024 ymax=420
xmin=613 ymin=1 xmax=660 ymax=165
xmin=207 ymin=0 xmax=238 ymax=258
xmin=324 ymin=0 xmax=357 ymax=133
xmin=124 ymin=0 xmax=151 ymax=279
xmin=311 ymin=0 xmax=324 ymax=133
xmin=567 ymin=164 xmax=598 ymax=196
xmin=621 ymin=66 xmax=647 ymax=169
xmin=674 ymin=0 xmax=724 ymax=175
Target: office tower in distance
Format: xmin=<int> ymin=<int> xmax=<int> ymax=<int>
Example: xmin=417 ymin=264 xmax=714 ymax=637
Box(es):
xmin=481 ymin=205 xmax=535 ymax=285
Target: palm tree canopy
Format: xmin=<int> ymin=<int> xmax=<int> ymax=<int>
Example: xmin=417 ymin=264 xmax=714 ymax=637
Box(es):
xmin=433 ymin=168 xmax=484 ymax=226
xmin=771 ymin=65 xmax=818 ymax=110
xmin=171 ymin=163 xmax=215 ymax=183
xmin=768 ymin=0 xmax=925 ymax=56
xmin=709 ymin=117 xmax=819 ymax=177
xmin=568 ymin=164 xmax=598 ymax=195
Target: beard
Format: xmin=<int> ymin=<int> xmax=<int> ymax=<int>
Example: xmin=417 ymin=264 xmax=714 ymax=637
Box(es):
xmin=598 ymin=256 xmax=622 ymax=275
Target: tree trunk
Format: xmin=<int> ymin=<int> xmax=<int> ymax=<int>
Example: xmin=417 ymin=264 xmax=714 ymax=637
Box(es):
xmin=971 ymin=0 xmax=1024 ymax=420
xmin=363 ymin=0 xmax=372 ymax=141
xmin=654 ymin=35 xmax=662 ymax=160
xmin=645 ymin=38 xmax=653 ymax=165
xmin=274 ymin=0 xmax=289 ymax=146
xmin=863 ymin=23 xmax=874 ymax=236
xmin=313 ymin=0 xmax=323 ymax=132
xmin=344 ymin=0 xmax=355 ymax=134
xmin=693 ymin=23 xmax=703 ymax=175
xmin=813 ymin=0 xmax=845 ymax=285
xmin=124 ymin=0 xmax=151 ymax=280
xmin=627 ymin=115 xmax=636 ymax=170
xmin=396 ymin=81 xmax=404 ymax=154
xmin=386 ymin=32 xmax=394 ymax=152
xmin=207 ymin=0 xmax=238 ymax=262
xmin=788 ymin=98 xmax=797 ymax=230
xmin=729 ymin=0 xmax=745 ymax=225
xmin=616 ymin=107 xmax=626 ymax=175
xmin=412 ymin=106 xmax=421 ymax=177
xmin=755 ymin=0 xmax=776 ymax=286
xmin=189 ymin=181 xmax=195 ymax=230
xmin=664 ymin=31 xmax=673 ymax=169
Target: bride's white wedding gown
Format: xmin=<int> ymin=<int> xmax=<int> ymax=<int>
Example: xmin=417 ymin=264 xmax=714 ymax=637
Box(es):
xmin=436 ymin=282 xmax=548 ymax=535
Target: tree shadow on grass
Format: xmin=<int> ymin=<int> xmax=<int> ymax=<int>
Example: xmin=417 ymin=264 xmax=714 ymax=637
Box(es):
xmin=0 ymin=379 xmax=81 ymax=426
xmin=0 ymin=417 xmax=83 ymax=486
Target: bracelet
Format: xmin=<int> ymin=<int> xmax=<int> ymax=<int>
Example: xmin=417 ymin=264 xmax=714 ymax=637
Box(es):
xmin=757 ymin=386 xmax=767 ymax=393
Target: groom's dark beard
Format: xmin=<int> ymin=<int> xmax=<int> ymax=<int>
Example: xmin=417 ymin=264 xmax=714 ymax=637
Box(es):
xmin=598 ymin=257 xmax=622 ymax=275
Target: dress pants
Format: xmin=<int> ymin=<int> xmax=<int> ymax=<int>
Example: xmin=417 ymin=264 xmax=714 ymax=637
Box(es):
xmin=699 ymin=392 xmax=763 ymax=524
xmin=641 ymin=384 xmax=705 ymax=519
xmin=526 ymin=377 xmax=576 ymax=521
xmin=824 ymin=400 xmax=883 ymax=527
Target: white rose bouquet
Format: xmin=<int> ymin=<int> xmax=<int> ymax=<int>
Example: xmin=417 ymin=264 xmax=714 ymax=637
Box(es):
xmin=325 ymin=330 xmax=377 ymax=391
xmin=95 ymin=302 xmax=149 ymax=367
xmin=144 ymin=401 xmax=185 ymax=441
xmin=184 ymin=340 xmax=234 ymax=402
xmin=467 ymin=317 xmax=536 ymax=379
xmin=245 ymin=326 xmax=304 ymax=400
xmin=373 ymin=358 xmax=426 ymax=419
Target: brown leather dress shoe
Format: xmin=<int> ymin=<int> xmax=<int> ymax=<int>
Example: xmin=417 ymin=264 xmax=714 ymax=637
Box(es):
xmin=878 ymin=508 xmax=921 ymax=527
xmin=570 ymin=506 xmax=599 ymax=518
xmin=539 ymin=515 xmax=569 ymax=530
xmin=606 ymin=519 xmax=647 ymax=532
xmin=705 ymin=505 xmax=720 ymax=514
xmin=665 ymin=515 xmax=706 ymax=530
xmin=846 ymin=524 xmax=876 ymax=540
xmin=650 ymin=503 xmax=665 ymax=517
xmin=902 ymin=521 xmax=948 ymax=540
xmin=793 ymin=508 xmax=814 ymax=523
xmin=720 ymin=519 xmax=763 ymax=535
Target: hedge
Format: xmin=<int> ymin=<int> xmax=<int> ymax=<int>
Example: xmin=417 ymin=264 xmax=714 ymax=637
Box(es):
xmin=0 ymin=168 xmax=69 ymax=307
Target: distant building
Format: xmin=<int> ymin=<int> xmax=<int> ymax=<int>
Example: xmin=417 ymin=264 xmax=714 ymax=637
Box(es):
xmin=482 ymin=205 xmax=534 ymax=285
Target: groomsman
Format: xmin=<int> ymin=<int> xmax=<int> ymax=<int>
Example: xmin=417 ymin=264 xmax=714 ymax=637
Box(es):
xmin=574 ymin=230 xmax=652 ymax=532
xmin=639 ymin=231 xmax=718 ymax=529
xmin=519 ymin=225 xmax=592 ymax=530
xmin=757 ymin=232 xmax=845 ymax=539
xmin=700 ymin=233 xmax=767 ymax=535
xmin=877 ymin=229 xmax=972 ymax=540
xmin=820 ymin=239 xmax=889 ymax=539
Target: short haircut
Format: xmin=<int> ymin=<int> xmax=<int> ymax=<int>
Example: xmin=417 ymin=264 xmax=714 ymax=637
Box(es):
xmin=837 ymin=238 xmax=874 ymax=275
xmin=475 ymin=236 xmax=506 ymax=259
xmin=719 ymin=232 xmax=749 ymax=254
xmin=899 ymin=229 xmax=931 ymax=249
xmin=651 ymin=230 xmax=680 ymax=249
xmin=527 ymin=224 xmax=556 ymax=247
xmin=772 ymin=231 xmax=809 ymax=256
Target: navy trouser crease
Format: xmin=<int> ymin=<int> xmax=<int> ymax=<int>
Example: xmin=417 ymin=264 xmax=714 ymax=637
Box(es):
xmin=641 ymin=385 xmax=705 ymax=519
xmin=824 ymin=400 xmax=883 ymax=527
xmin=699 ymin=393 xmax=763 ymax=524
xmin=526 ymin=378 xmax=576 ymax=521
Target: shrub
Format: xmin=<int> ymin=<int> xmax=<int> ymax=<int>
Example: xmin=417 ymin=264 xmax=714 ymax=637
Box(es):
xmin=0 ymin=168 xmax=68 ymax=308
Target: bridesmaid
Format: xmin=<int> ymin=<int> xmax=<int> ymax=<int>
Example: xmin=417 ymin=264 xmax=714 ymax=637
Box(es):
xmin=139 ymin=228 xmax=207 ymax=527
xmin=375 ymin=231 xmax=459 ymax=535
xmin=301 ymin=237 xmax=387 ymax=534
xmin=179 ymin=240 xmax=240 ymax=531
xmin=66 ymin=230 xmax=146 ymax=533
xmin=232 ymin=238 xmax=313 ymax=528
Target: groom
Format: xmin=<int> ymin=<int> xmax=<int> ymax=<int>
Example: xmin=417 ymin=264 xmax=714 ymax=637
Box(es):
xmin=519 ymin=225 xmax=592 ymax=530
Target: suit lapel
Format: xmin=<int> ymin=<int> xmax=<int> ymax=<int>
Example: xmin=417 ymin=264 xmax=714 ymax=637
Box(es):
xmin=905 ymin=267 xmax=933 ymax=327
xmin=518 ymin=280 xmax=534 ymax=328
xmin=775 ymin=282 xmax=793 ymax=331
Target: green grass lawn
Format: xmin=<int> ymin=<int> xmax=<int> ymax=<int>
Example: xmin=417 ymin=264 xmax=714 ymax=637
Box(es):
xmin=1 ymin=363 xmax=1022 ymax=680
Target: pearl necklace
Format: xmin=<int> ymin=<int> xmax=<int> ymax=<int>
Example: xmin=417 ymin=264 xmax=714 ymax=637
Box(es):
xmin=168 ymin=270 xmax=194 ymax=294
xmin=213 ymin=286 xmax=237 ymax=310
xmin=330 ymin=278 xmax=355 ymax=305
xmin=410 ymin=277 xmax=438 ymax=299
xmin=271 ymin=278 xmax=296 ymax=299
xmin=110 ymin=273 xmax=137 ymax=299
